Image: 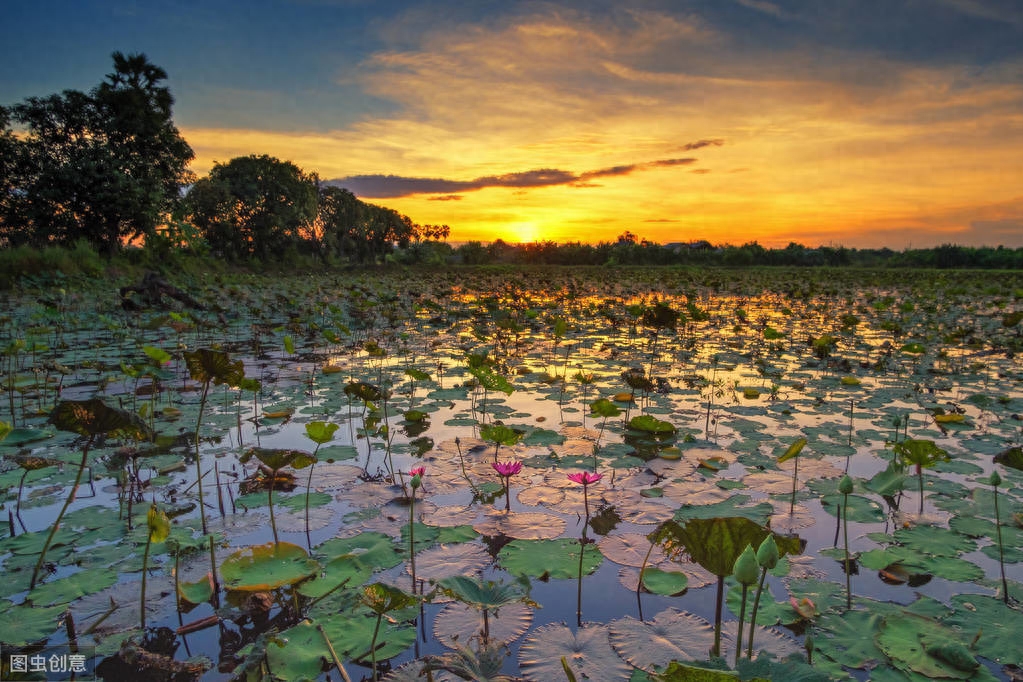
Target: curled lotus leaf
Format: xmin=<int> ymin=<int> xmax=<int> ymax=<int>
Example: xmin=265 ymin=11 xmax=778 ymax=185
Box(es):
xmin=304 ymin=421 xmax=339 ymax=445
xmin=345 ymin=381 xmax=390 ymax=402
xmin=650 ymin=516 xmax=803 ymax=578
xmin=182 ymin=348 xmax=244 ymax=386
xmin=240 ymin=447 xmax=316 ymax=471
xmin=435 ymin=575 xmax=535 ymax=615
xmin=49 ymin=398 xmax=153 ymax=440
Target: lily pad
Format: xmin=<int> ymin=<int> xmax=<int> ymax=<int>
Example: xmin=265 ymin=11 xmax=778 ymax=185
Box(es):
xmin=220 ymin=541 xmax=320 ymax=592
xmin=519 ymin=622 xmax=633 ymax=682
xmin=498 ymin=538 xmax=603 ymax=579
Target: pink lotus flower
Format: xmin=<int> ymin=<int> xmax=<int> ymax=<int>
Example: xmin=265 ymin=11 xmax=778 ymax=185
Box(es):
xmin=790 ymin=596 xmax=816 ymax=619
xmin=492 ymin=461 xmax=523 ymax=478
xmin=410 ymin=466 xmax=426 ymax=477
xmin=567 ymin=471 xmax=603 ymax=486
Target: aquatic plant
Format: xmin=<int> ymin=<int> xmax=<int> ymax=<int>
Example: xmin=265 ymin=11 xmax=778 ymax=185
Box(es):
xmin=239 ymin=447 xmax=316 ymax=546
xmin=838 ymin=474 xmax=854 ymax=610
xmin=140 ymin=502 xmax=169 ymax=630
xmin=183 ymin=348 xmax=245 ymax=534
xmin=893 ymin=439 xmax=949 ymax=515
xmin=492 ymin=460 xmax=522 ymax=511
xmin=32 ymin=398 xmax=152 ymax=590
xmin=746 ymin=534 xmax=780 ymax=658
xmin=732 ymin=544 xmax=759 ymax=665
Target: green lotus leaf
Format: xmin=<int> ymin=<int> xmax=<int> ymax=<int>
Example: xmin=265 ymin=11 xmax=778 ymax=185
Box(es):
xmin=177 ymin=573 xmax=215 ymax=606
xmin=480 ymin=423 xmax=523 ymax=447
xmin=651 ymin=661 xmax=741 ymax=681
xmin=316 ymin=532 xmax=402 ymax=572
xmin=27 ymin=567 xmax=119 ymax=606
xmin=297 ymin=554 xmax=371 ymax=599
xmin=240 ymin=447 xmax=316 ymax=471
xmin=469 ymin=366 xmax=514 ymax=395
xmin=640 ymin=568 xmax=689 ymax=596
xmin=304 ymin=421 xmax=339 ymax=445
xmin=49 ymin=398 xmax=153 ymax=440
xmin=405 ymin=367 xmax=431 ymax=382
xmin=0 ymin=427 xmax=53 ymax=447
xmin=590 ymin=398 xmax=621 ymax=418
xmin=819 ymin=494 xmax=885 ymax=523
xmin=650 ymin=517 xmax=802 ymax=578
xmin=894 ymin=439 xmax=948 ymax=468
xmin=629 ymin=415 xmax=676 ymax=435
xmin=182 ymin=348 xmax=244 ymax=386
xmin=220 ymin=541 xmax=320 ymax=592
xmin=777 ymin=437 xmax=807 ymax=464
xmin=361 ymin=582 xmax=419 ymax=615
xmin=345 ymin=381 xmax=389 ymax=402
xmin=876 ymin=612 xmax=978 ymax=679
xmin=498 ymin=538 xmax=603 ymax=579
xmin=435 ymin=574 xmax=534 ymax=611
xmin=994 ymin=446 xmax=1023 ymax=471
xmin=944 ymin=594 xmax=1023 ymax=666
xmin=811 ymin=609 xmax=886 ymax=670
xmin=0 ymin=602 xmax=64 ymax=645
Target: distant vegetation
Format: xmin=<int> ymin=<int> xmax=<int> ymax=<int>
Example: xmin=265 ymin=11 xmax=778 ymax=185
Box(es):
xmin=2 ymin=52 xmax=1020 ymax=282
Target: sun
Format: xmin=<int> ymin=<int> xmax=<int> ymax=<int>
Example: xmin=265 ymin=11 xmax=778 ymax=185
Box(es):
xmin=503 ymin=221 xmax=540 ymax=244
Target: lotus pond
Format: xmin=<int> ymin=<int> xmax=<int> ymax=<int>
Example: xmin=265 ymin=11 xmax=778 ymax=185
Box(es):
xmin=2 ymin=266 xmax=1023 ymax=681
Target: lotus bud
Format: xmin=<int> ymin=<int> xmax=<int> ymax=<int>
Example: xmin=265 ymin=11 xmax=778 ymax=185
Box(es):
xmin=756 ymin=534 xmax=779 ymax=570
xmin=733 ymin=544 xmax=759 ymax=586
xmin=989 ymin=470 xmax=1002 ymax=487
xmin=838 ymin=474 xmax=854 ymax=495
xmin=410 ymin=474 xmax=422 ymax=490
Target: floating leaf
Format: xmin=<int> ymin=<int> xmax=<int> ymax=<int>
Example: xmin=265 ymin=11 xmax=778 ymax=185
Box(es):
xmin=0 ymin=602 xmax=64 ymax=645
xmin=640 ymin=568 xmax=689 ymax=596
xmin=609 ymin=608 xmax=724 ymax=670
xmin=519 ymin=623 xmax=633 ymax=682
xmin=629 ymin=415 xmax=676 ymax=435
xmin=220 ymin=541 xmax=319 ymax=592
xmin=498 ymin=538 xmax=603 ymax=579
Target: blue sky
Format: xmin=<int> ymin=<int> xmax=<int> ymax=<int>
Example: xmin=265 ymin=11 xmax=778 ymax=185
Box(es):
xmin=4 ymin=0 xmax=1023 ymax=246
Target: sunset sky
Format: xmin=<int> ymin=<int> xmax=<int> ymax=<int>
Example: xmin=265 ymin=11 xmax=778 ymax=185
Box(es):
xmin=3 ymin=0 xmax=1023 ymax=248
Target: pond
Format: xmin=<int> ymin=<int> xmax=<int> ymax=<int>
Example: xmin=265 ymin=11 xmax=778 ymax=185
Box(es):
xmin=1 ymin=266 xmax=1022 ymax=681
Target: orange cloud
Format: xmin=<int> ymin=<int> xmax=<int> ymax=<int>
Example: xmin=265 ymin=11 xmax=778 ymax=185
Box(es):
xmin=182 ymin=8 xmax=1023 ymax=248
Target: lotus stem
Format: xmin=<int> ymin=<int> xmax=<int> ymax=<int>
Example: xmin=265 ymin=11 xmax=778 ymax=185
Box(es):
xmin=141 ymin=530 xmax=153 ymax=630
xmin=712 ymin=575 xmax=724 ymax=658
xmin=267 ymin=470 xmax=279 ymax=546
xmin=843 ymin=493 xmax=852 ymax=610
xmin=409 ymin=493 xmax=417 ymax=594
xmin=305 ymin=461 xmax=315 ymax=546
xmin=735 ymin=584 xmax=749 ymax=666
xmin=370 ymin=612 xmax=383 ymax=682
xmin=195 ymin=381 xmax=210 ymax=535
xmin=993 ymin=481 xmax=1010 ymax=603
xmin=215 ymin=460 xmax=226 ymax=517
xmin=637 ymin=539 xmax=656 ymax=596
xmin=208 ymin=534 xmax=220 ymax=607
xmin=30 ymin=434 xmax=93 ymax=590
xmin=576 ymin=536 xmax=585 ymax=627
xmin=746 ymin=567 xmax=768 ymax=659
xmin=317 ymin=622 xmax=353 ymax=682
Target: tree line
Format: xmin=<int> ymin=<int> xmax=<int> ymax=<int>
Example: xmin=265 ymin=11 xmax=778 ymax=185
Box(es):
xmin=1 ymin=53 xmax=1018 ymax=270
xmin=0 ymin=52 xmax=448 ymax=264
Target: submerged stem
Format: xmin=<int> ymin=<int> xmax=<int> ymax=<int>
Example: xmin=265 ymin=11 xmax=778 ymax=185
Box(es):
xmin=31 ymin=435 xmax=93 ymax=590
